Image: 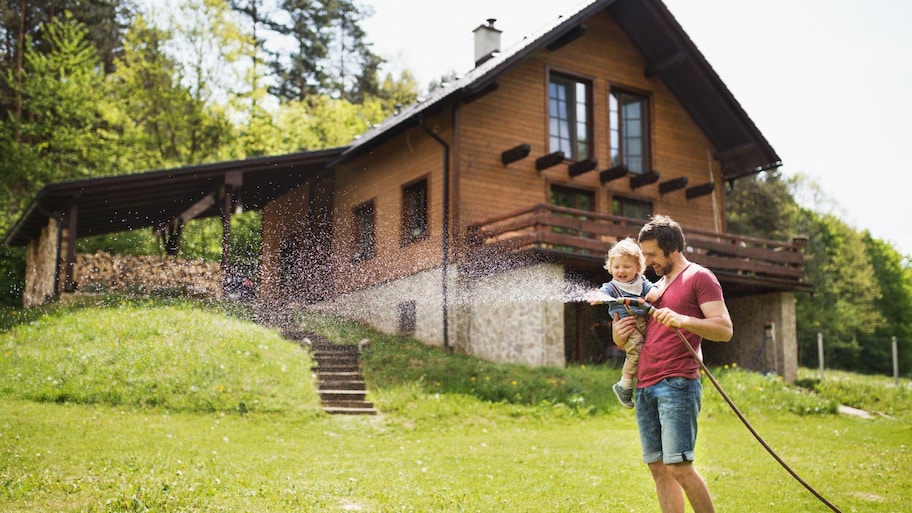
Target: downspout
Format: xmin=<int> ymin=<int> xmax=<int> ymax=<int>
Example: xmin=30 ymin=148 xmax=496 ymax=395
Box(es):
xmin=419 ymin=114 xmax=451 ymax=350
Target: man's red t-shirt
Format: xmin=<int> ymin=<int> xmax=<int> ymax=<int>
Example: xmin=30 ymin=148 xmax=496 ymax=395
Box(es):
xmin=636 ymin=262 xmax=724 ymax=389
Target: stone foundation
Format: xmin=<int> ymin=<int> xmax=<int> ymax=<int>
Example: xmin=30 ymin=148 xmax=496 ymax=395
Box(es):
xmin=711 ymin=291 xmax=797 ymax=382
xmin=308 ymin=263 xmax=568 ymax=366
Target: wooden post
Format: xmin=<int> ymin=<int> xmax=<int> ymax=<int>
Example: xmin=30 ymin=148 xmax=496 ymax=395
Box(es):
xmin=893 ymin=336 xmax=899 ymax=386
xmin=220 ymin=188 xmax=233 ymax=287
xmin=64 ymin=203 xmax=78 ymax=293
xmin=817 ymin=332 xmax=825 ymax=380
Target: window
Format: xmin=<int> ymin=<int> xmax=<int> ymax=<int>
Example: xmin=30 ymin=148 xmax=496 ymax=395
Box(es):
xmin=279 ymin=234 xmax=300 ymax=286
xmin=612 ymin=196 xmax=652 ymax=220
xmin=609 ymin=89 xmax=650 ymax=174
xmin=550 ymin=184 xmax=595 ymax=211
xmin=352 ymin=200 xmax=375 ymax=262
xmin=549 ymin=73 xmax=591 ymax=160
xmin=550 ymin=185 xmax=595 ymax=252
xmin=402 ymin=178 xmax=428 ymax=244
xmin=398 ymin=301 xmax=416 ymax=335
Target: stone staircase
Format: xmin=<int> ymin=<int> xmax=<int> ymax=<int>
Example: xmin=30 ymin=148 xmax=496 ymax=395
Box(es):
xmin=286 ymin=330 xmax=377 ymax=415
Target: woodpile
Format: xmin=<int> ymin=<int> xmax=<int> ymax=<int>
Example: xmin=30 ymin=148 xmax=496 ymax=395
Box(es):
xmin=73 ymin=251 xmax=223 ymax=298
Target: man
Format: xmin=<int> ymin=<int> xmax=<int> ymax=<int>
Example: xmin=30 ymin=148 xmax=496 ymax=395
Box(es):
xmin=612 ymin=215 xmax=733 ymax=513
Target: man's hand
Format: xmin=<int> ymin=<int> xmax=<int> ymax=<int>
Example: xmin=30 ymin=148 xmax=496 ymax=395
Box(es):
xmin=611 ymin=313 xmax=637 ymax=348
xmin=651 ymin=307 xmax=686 ymax=329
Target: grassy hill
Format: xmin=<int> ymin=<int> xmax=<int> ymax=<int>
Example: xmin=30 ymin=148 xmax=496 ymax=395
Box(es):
xmin=1 ymin=297 xmax=909 ymax=512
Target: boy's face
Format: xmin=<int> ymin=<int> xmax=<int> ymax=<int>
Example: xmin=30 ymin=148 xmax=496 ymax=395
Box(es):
xmin=610 ymin=255 xmax=640 ymax=283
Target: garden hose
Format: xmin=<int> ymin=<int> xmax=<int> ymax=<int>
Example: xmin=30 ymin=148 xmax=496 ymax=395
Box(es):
xmin=605 ymin=297 xmax=844 ymax=513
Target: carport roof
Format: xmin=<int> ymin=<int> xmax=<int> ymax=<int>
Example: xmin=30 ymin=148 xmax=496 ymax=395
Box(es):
xmin=3 ymin=147 xmax=345 ymax=247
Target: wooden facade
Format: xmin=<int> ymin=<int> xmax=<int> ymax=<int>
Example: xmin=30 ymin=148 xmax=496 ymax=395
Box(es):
xmin=3 ymin=0 xmax=808 ymax=378
xmin=259 ymin=1 xmax=809 ymax=378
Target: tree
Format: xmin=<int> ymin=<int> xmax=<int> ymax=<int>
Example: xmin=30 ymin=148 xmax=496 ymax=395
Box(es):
xmin=860 ymin=234 xmax=912 ymax=376
xmin=725 ymin=169 xmax=799 ymax=241
xmin=106 ymin=12 xmax=237 ymax=169
xmin=231 ymin=0 xmax=381 ymax=103
xmin=793 ymin=208 xmax=884 ymax=369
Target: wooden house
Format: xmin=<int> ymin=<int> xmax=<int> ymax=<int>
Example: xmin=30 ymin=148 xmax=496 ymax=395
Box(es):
xmin=4 ymin=0 xmax=809 ymax=381
xmin=257 ymin=0 xmax=810 ymax=379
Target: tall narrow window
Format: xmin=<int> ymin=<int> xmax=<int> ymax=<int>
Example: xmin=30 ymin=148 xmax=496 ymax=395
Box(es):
xmin=609 ymin=89 xmax=650 ymax=174
xmin=402 ymin=178 xmax=428 ymax=245
xmin=549 ymin=73 xmax=591 ymax=160
xmin=352 ymin=200 xmax=375 ymax=262
xmin=279 ymin=234 xmax=300 ymax=286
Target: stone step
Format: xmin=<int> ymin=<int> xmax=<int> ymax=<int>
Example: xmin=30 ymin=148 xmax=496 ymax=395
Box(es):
xmin=318 ymin=380 xmax=366 ymax=390
xmin=322 ymin=404 xmax=378 ymax=415
xmin=319 ymin=389 xmax=368 ymax=401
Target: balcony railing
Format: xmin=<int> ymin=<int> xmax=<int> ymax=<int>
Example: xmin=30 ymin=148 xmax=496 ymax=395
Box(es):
xmin=464 ymin=203 xmax=809 ymax=292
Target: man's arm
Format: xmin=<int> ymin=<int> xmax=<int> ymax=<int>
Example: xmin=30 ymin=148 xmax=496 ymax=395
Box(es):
xmin=651 ymin=299 xmax=733 ymax=342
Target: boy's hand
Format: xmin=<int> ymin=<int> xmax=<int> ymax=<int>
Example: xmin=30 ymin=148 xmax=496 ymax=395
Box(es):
xmin=644 ymin=288 xmax=660 ymax=303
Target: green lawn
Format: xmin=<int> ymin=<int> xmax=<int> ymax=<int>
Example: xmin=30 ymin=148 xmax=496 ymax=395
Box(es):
xmin=1 ymin=298 xmax=909 ymax=512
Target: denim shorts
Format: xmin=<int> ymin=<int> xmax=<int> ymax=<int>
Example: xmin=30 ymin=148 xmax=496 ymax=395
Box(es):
xmin=635 ymin=376 xmax=702 ymax=464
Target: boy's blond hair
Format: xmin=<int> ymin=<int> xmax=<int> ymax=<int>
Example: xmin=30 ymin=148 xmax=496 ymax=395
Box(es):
xmin=604 ymin=237 xmax=646 ymax=273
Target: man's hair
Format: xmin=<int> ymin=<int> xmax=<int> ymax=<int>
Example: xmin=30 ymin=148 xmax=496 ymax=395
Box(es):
xmin=605 ymin=237 xmax=645 ymax=272
xmin=638 ymin=214 xmax=686 ymax=255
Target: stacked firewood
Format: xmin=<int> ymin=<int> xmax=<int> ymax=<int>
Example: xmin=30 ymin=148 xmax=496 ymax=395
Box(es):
xmin=73 ymin=251 xmax=223 ymax=298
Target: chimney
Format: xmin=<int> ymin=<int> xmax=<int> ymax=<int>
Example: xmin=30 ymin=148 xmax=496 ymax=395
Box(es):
xmin=473 ymin=18 xmax=502 ymax=66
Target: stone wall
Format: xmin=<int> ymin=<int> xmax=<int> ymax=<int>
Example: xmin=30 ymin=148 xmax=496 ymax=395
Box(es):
xmin=310 ymin=263 xmax=567 ymax=367
xmin=712 ymin=291 xmax=798 ymax=382
xmin=456 ymin=264 xmax=566 ymax=366
xmin=72 ymin=251 xmax=223 ymax=298
xmin=309 ymin=267 xmax=447 ymax=346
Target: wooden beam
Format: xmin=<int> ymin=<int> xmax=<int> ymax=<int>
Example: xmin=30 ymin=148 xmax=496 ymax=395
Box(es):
xmin=686 ymin=182 xmax=715 ymax=199
xmin=535 ymin=151 xmax=565 ymax=171
xmin=501 ymin=144 xmax=531 ymax=165
xmin=225 ymin=170 xmax=244 ymax=187
xmin=567 ymin=157 xmax=598 ymax=177
xmin=659 ymin=176 xmax=688 ymax=194
xmin=177 ymin=193 xmax=216 ymax=224
xmin=546 ymin=24 xmax=586 ymax=52
xmin=644 ymin=51 xmax=687 ymax=78
xmin=599 ymin=165 xmax=628 ymax=183
xmin=630 ymin=171 xmax=659 ymax=189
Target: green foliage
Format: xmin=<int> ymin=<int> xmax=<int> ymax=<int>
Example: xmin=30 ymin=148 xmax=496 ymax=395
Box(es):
xmin=0 ymin=300 xmax=319 ymax=414
xmin=725 ymin=169 xmax=799 ymax=241
xmin=794 ymin=208 xmax=885 ymax=369
xmin=861 ymin=234 xmax=912 ymax=376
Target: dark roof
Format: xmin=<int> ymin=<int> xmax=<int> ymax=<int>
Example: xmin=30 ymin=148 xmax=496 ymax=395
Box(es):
xmin=3 ymin=148 xmax=344 ymax=247
xmin=337 ymin=0 xmax=780 ymax=178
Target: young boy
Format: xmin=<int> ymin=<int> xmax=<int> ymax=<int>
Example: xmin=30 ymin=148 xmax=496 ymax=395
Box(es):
xmin=592 ymin=237 xmax=660 ymax=408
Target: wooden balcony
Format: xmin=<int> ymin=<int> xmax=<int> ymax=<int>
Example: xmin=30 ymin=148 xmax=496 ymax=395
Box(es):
xmin=463 ymin=204 xmax=811 ymax=296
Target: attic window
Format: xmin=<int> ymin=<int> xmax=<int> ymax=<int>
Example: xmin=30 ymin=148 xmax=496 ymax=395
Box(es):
xmin=548 ymin=72 xmax=591 ymax=160
xmin=609 ymin=88 xmax=650 ymax=175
